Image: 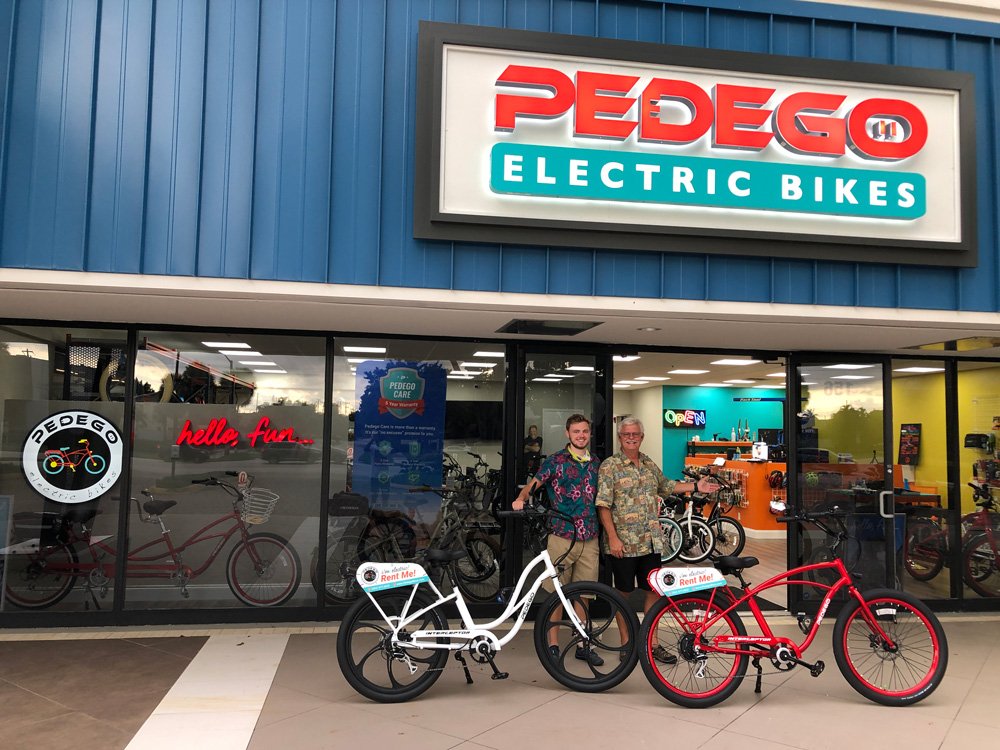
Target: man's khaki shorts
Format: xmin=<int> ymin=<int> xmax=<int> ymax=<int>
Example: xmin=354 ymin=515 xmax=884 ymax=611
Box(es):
xmin=542 ymin=535 xmax=600 ymax=592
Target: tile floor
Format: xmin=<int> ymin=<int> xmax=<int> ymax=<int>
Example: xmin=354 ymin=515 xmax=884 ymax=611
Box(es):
xmin=0 ymin=614 xmax=996 ymax=750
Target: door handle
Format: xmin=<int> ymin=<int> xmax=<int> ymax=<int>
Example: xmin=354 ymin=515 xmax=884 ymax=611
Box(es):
xmin=878 ymin=490 xmax=893 ymax=520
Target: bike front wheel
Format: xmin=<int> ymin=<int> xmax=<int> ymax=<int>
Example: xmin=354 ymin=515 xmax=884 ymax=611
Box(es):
xmin=451 ymin=533 xmax=501 ymax=602
xmin=226 ymin=532 xmax=301 ymax=606
xmin=832 ymin=588 xmax=948 ymax=706
xmin=639 ymin=591 xmax=748 ymax=708
xmin=676 ymin=517 xmax=716 ymax=563
xmin=337 ymin=589 xmax=450 ymax=703
xmin=658 ymin=516 xmax=683 ymax=563
xmin=903 ymin=517 xmax=945 ymax=582
xmin=962 ymin=533 xmax=1000 ymax=597
xmin=711 ymin=517 xmax=746 ymax=557
xmin=3 ymin=544 xmax=78 ymax=609
xmin=533 ymin=581 xmax=639 ymax=692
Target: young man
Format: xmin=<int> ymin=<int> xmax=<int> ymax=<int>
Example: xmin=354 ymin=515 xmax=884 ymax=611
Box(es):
xmin=513 ymin=413 xmax=602 ymax=665
xmin=596 ymin=416 xmax=714 ymax=663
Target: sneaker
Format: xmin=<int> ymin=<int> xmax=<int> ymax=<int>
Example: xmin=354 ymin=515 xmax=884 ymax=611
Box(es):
xmin=549 ymin=644 xmax=561 ymax=660
xmin=575 ymin=646 xmax=605 ymax=667
xmin=652 ymin=645 xmax=678 ymax=665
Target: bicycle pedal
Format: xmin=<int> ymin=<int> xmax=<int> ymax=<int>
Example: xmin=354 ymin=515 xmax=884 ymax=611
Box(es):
xmin=809 ymin=660 xmax=825 ymax=677
xmin=490 ymin=672 xmax=509 ymax=680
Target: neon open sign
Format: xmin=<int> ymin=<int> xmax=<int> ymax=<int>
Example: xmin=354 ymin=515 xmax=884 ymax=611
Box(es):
xmin=664 ymin=409 xmax=707 ymax=428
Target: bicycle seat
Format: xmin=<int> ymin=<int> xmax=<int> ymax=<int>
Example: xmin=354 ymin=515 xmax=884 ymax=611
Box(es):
xmin=714 ymin=555 xmax=759 ymax=575
xmin=425 ymin=547 xmax=468 ymax=563
xmin=143 ymin=499 xmax=178 ymax=516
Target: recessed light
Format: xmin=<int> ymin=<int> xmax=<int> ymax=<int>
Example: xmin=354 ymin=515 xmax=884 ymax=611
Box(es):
xmin=242 ymin=361 xmax=276 ymax=366
xmin=711 ymin=359 xmax=761 ymax=366
xmin=565 ymin=365 xmax=596 ymax=372
xmin=612 ymin=384 xmax=631 ymax=389
xmin=830 ymin=375 xmax=874 ymax=380
xmin=460 ymin=362 xmax=495 ymax=369
xmin=532 ymin=377 xmax=562 ymax=382
xmin=766 ymin=372 xmax=786 ymax=378
xmin=894 ymin=366 xmax=945 ymax=373
xmin=823 ymin=364 xmax=874 ymax=370
xmin=448 ymin=374 xmax=474 ymax=379
xmin=669 ymin=369 xmax=709 ymax=375
xmin=699 ymin=382 xmax=733 ymax=387
xmin=474 ymin=351 xmax=504 ymax=358
xmin=753 ymin=384 xmax=786 ymax=389
xmin=343 ymin=346 xmax=387 ymax=354
xmin=801 ymin=381 xmax=818 ymax=385
xmin=637 ymin=327 xmax=661 ymax=332
xmin=613 ymin=355 xmax=641 ymax=362
xmin=615 ymin=380 xmax=646 ymax=386
xmin=725 ymin=379 xmax=755 ymax=384
xmin=203 ymin=341 xmax=250 ymax=349
xmin=347 ymin=358 xmax=384 ymax=364
xmin=636 ymin=376 xmax=669 ymax=381
xmin=220 ymin=350 xmax=262 ymax=356
xmin=253 ymin=368 xmax=286 ymax=374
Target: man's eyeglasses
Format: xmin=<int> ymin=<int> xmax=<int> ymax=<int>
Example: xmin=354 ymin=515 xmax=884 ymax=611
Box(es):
xmin=620 ymin=432 xmax=643 ymax=439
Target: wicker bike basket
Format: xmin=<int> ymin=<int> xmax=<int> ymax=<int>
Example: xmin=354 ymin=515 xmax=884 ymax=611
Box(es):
xmin=240 ymin=488 xmax=280 ymax=525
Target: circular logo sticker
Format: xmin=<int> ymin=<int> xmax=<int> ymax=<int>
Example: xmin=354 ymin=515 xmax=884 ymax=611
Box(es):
xmin=361 ymin=566 xmax=378 ymax=583
xmin=21 ymin=410 xmax=124 ymax=504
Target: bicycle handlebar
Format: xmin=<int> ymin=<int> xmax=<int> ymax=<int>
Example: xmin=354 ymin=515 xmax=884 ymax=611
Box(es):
xmin=776 ymin=508 xmax=849 ymax=524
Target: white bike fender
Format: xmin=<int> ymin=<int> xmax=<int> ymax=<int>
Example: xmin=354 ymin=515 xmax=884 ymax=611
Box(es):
xmin=648 ymin=567 xmax=726 ymax=596
xmin=356 ymin=562 xmax=430 ymax=592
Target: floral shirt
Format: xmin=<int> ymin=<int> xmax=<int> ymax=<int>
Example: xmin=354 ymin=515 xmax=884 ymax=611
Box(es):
xmin=595 ymin=451 xmax=676 ymax=556
xmin=534 ymin=448 xmax=601 ymax=541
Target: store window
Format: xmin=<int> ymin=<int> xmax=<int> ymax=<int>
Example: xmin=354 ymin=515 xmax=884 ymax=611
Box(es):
xmin=124 ymin=332 xmax=325 ymax=609
xmin=319 ymin=339 xmax=504 ymax=606
xmin=0 ymin=325 xmax=128 ymax=612
xmin=957 ymin=361 xmax=1000 ymax=600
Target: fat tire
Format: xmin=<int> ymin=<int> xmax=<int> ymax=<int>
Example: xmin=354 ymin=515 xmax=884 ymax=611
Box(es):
xmin=961 ymin=533 xmax=1000 ymax=597
xmin=226 ymin=532 xmax=301 ymax=606
xmin=337 ymin=589 xmax=450 ymax=703
xmin=832 ymin=588 xmax=948 ymax=706
xmin=903 ymin=518 xmax=945 ymax=582
xmin=532 ymin=581 xmax=639 ymax=692
xmin=639 ymin=591 xmax=748 ymax=708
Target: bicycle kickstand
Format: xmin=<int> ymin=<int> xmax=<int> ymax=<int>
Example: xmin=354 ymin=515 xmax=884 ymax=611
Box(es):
xmin=751 ymin=657 xmax=763 ymax=693
xmin=454 ymin=651 xmax=474 ymax=684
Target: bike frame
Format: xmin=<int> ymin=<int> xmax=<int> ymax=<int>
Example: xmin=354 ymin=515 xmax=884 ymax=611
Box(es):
xmin=366 ymin=548 xmax=589 ymax=653
xmin=669 ymin=557 xmax=898 ymax=660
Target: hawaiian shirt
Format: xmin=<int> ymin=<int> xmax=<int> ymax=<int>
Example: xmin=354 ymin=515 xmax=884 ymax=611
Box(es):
xmin=534 ymin=448 xmax=601 ymax=541
xmin=595 ymin=451 xmax=676 ymax=556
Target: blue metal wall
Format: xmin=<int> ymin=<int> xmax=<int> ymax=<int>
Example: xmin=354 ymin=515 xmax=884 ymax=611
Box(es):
xmin=1 ymin=0 xmax=998 ymax=312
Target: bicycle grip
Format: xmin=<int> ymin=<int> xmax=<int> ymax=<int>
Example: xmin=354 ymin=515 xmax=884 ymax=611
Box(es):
xmin=191 ymin=478 xmax=211 ymax=485
xmin=408 ymin=486 xmax=433 ymax=493
xmin=225 ymin=470 xmax=239 ymax=477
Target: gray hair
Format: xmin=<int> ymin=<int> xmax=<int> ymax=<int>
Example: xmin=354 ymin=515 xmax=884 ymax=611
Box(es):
xmin=617 ymin=416 xmax=644 ymax=435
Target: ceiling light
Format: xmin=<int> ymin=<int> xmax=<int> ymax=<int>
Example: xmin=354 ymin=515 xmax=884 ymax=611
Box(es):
xmin=637 ymin=327 xmax=661 ymax=332
xmin=253 ymin=368 xmax=287 ymax=374
xmin=823 ymin=364 xmax=874 ymax=370
xmin=753 ymin=384 xmax=786 ymax=389
xmin=448 ymin=374 xmax=474 ymax=379
xmin=348 ymin=357 xmax=384 ymax=364
xmin=669 ymin=369 xmax=709 ymax=375
xmin=449 ymin=370 xmax=474 ymax=376
xmin=894 ymin=366 xmax=945 ymax=373
xmin=711 ymin=359 xmax=761 ymax=366
xmin=766 ymin=372 xmax=786 ymax=377
xmin=460 ymin=361 xmax=495 ymax=369
xmin=565 ymin=365 xmax=595 ymax=372
xmin=725 ymin=379 xmax=755 ymax=384
xmin=615 ymin=380 xmax=646 ymax=386
xmin=242 ymin=361 xmax=276 ymax=366
xmin=203 ymin=341 xmax=250 ymax=349
xmin=699 ymin=382 xmax=733 ymax=387
xmin=220 ymin=350 xmax=262 ymax=356
xmin=801 ymin=381 xmax=818 ymax=385
xmin=830 ymin=375 xmax=874 ymax=380
xmin=532 ymin=377 xmax=562 ymax=382
xmin=547 ymin=374 xmax=574 ymax=379
xmin=636 ymin=376 xmax=669 ymax=381
xmin=612 ymin=384 xmax=631 ymax=389
xmin=343 ymin=346 xmax=387 ymax=354
xmin=613 ymin=355 xmax=641 ymax=362
xmin=474 ymin=351 xmax=504 ymax=358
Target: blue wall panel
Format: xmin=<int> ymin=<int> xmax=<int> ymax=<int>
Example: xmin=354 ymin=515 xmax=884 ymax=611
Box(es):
xmin=1 ymin=0 xmax=999 ymax=315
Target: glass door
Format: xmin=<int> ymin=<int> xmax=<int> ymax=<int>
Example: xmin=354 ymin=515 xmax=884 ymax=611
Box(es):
xmin=788 ymin=356 xmax=896 ymax=612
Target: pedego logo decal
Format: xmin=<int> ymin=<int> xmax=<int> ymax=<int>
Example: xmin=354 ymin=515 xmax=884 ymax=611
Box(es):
xmin=21 ymin=410 xmax=124 ymax=504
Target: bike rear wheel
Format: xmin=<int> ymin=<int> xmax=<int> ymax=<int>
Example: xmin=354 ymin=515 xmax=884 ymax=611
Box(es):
xmin=312 ymin=534 xmax=386 ymax=604
xmin=451 ymin=533 xmax=501 ymax=602
xmin=962 ymin=533 xmax=1000 ymax=597
xmin=903 ymin=517 xmax=945 ymax=582
xmin=658 ymin=516 xmax=683 ymax=563
xmin=337 ymin=589 xmax=450 ymax=703
xmin=226 ymin=532 xmax=301 ymax=606
xmin=533 ymin=581 xmax=638 ymax=692
xmin=832 ymin=588 xmax=947 ymax=706
xmin=3 ymin=544 xmax=78 ymax=609
xmin=639 ymin=591 xmax=748 ymax=708
xmin=711 ymin=517 xmax=746 ymax=557
xmin=676 ymin=517 xmax=716 ymax=563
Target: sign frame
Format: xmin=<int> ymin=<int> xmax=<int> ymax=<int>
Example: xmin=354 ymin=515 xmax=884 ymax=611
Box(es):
xmin=414 ymin=21 xmax=977 ymax=267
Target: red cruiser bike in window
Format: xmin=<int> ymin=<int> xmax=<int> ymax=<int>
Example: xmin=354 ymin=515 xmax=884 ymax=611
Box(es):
xmin=639 ymin=508 xmax=948 ymax=708
xmin=41 ymin=438 xmax=106 ymax=476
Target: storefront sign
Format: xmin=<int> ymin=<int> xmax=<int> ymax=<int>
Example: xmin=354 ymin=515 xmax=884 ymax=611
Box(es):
xmin=175 ymin=417 xmax=314 ymax=447
xmin=21 ymin=410 xmax=124 ymax=504
xmin=415 ymin=22 xmax=976 ymax=266
xmin=664 ymin=409 xmax=707 ymax=428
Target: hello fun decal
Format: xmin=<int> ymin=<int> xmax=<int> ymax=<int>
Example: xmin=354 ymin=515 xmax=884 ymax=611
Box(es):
xmin=22 ymin=410 xmax=124 ymax=504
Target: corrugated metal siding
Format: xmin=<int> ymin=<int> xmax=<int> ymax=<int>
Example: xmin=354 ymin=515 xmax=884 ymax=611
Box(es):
xmin=0 ymin=0 xmax=998 ymax=313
